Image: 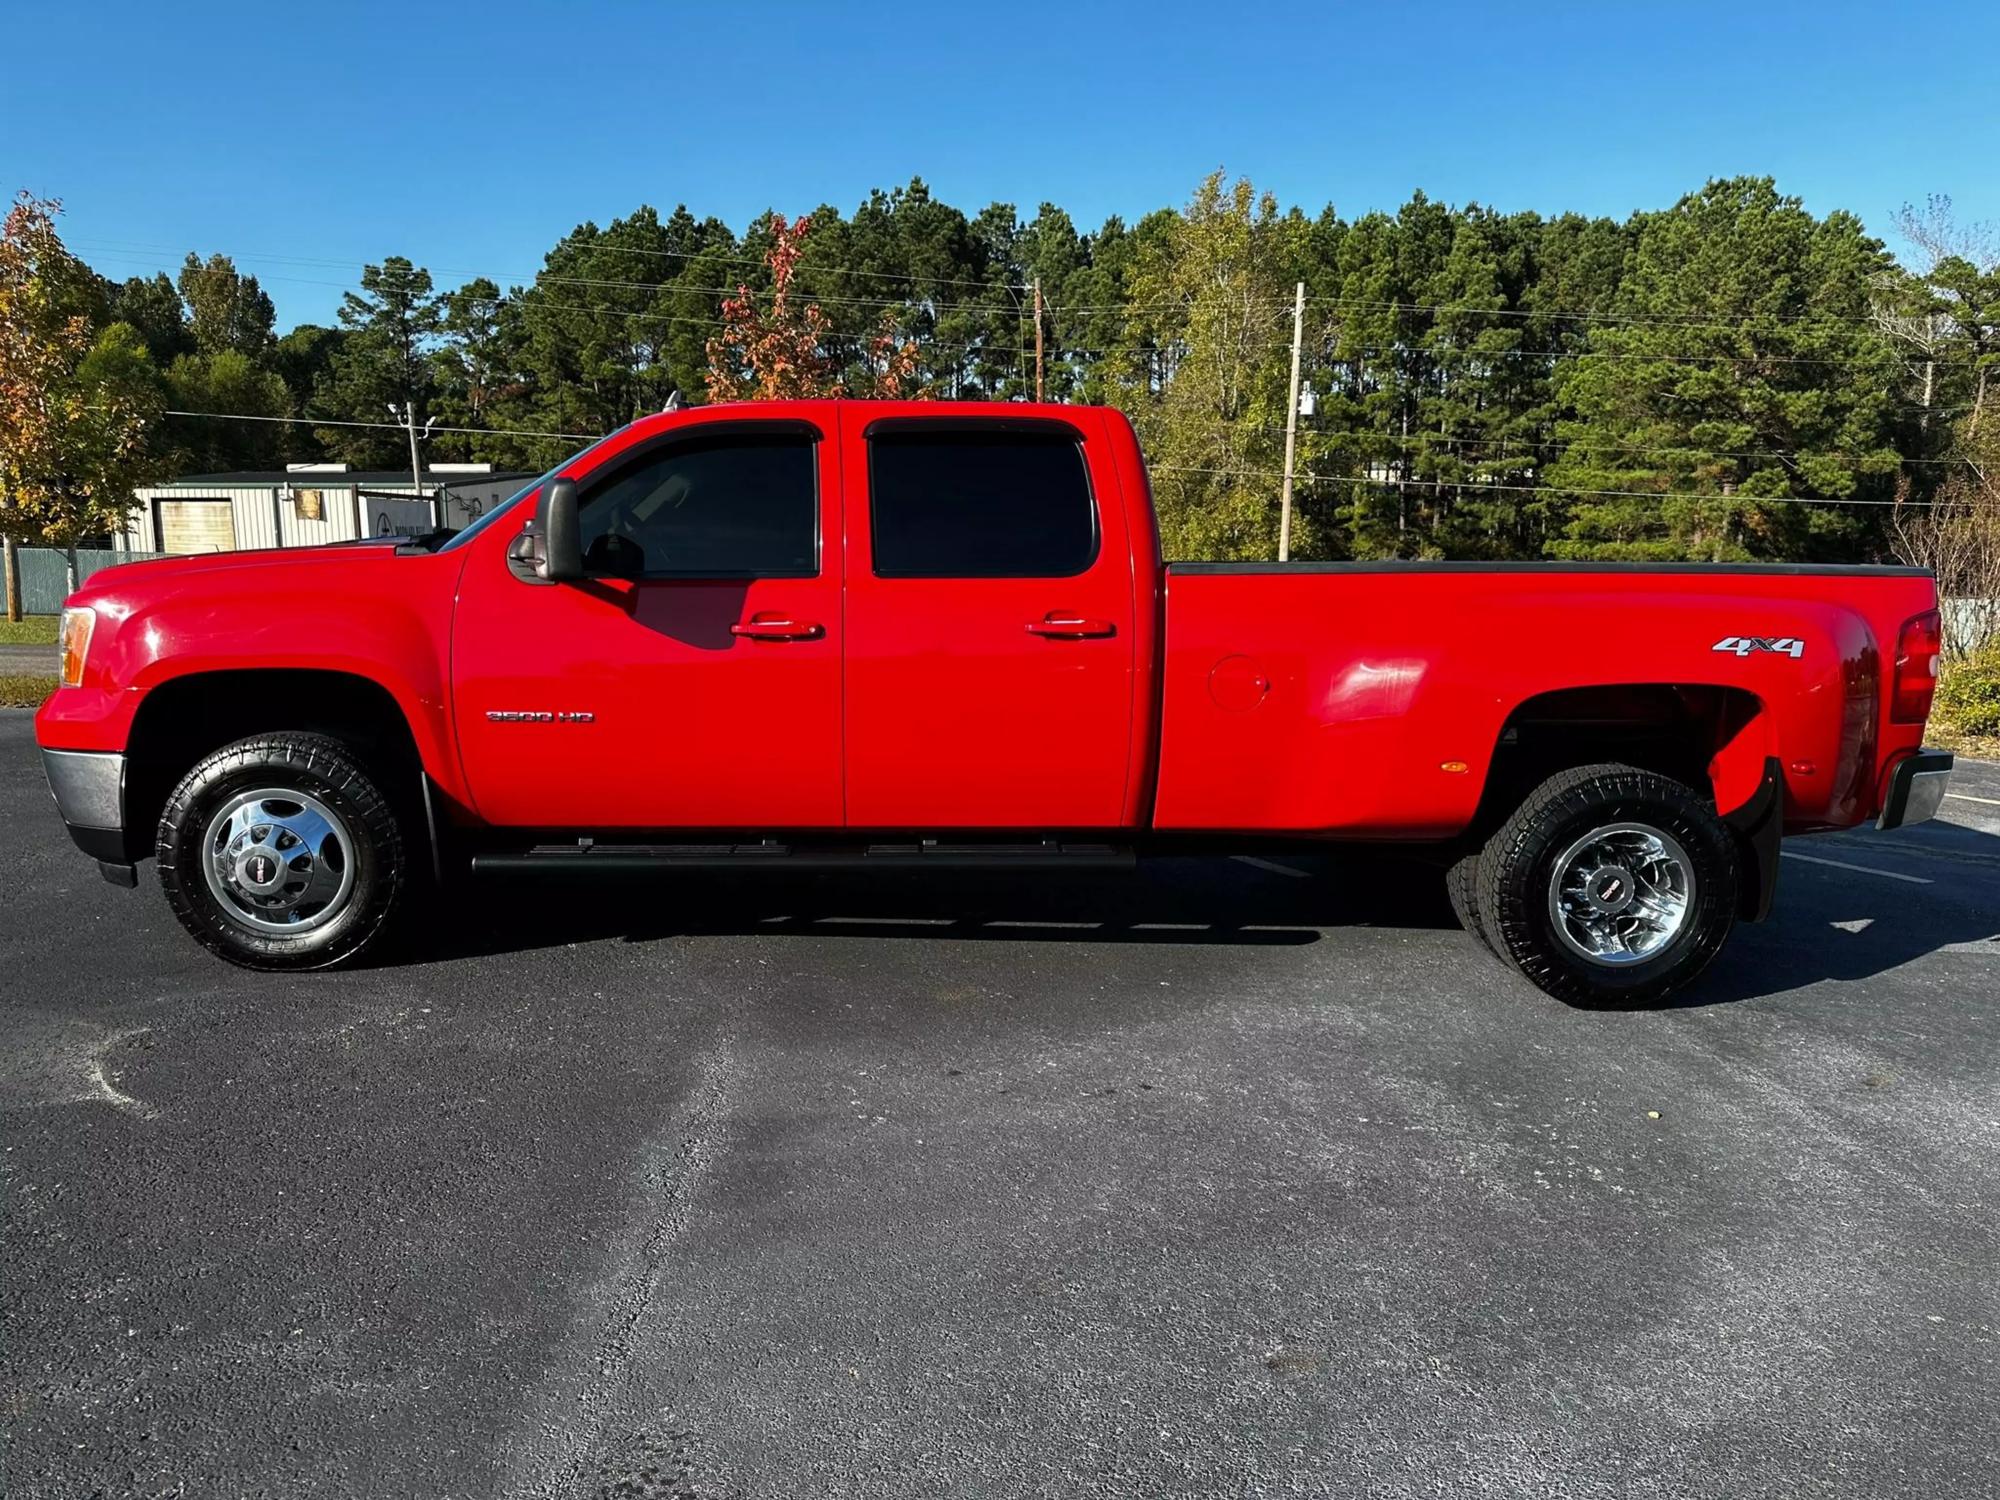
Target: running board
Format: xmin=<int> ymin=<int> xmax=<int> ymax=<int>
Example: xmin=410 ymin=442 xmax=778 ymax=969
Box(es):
xmin=469 ymin=838 xmax=1136 ymax=874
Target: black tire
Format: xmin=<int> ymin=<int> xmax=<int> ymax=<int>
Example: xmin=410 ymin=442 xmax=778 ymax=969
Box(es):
xmin=157 ymin=732 xmax=406 ymax=971
xmin=1476 ymin=762 xmax=1737 ymax=1008
xmin=1445 ymin=848 xmax=1495 ymax=954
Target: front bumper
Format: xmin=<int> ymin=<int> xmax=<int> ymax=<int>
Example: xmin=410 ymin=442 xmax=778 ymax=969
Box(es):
xmin=41 ymin=748 xmax=137 ymax=884
xmin=1877 ymin=749 xmax=1954 ymax=831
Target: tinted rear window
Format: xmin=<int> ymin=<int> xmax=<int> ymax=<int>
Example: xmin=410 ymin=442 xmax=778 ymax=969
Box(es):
xmin=869 ymin=428 xmax=1097 ymax=578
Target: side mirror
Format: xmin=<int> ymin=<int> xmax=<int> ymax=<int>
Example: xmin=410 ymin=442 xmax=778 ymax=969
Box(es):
xmin=536 ymin=478 xmax=583 ymax=582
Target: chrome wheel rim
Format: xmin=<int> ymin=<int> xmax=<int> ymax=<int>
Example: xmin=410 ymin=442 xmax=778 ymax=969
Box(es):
xmin=201 ymin=787 xmax=357 ymax=935
xmin=1546 ymin=821 xmax=1695 ymax=967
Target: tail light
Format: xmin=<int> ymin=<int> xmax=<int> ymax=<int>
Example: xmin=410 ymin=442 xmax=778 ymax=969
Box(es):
xmin=1890 ymin=609 xmax=1941 ymax=724
xmin=57 ymin=606 xmax=96 ymax=688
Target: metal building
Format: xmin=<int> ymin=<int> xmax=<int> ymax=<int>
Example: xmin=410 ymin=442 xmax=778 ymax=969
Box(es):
xmin=117 ymin=463 xmax=535 ymax=555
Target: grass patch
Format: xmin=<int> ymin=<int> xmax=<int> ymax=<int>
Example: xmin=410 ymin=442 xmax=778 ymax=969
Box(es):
xmin=0 ymin=673 xmax=55 ymax=709
xmin=0 ymin=616 xmax=58 ymax=645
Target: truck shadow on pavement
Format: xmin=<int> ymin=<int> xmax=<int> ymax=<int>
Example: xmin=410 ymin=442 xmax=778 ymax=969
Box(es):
xmin=399 ymin=831 xmax=2000 ymax=1010
xmin=1692 ymin=827 xmax=2000 ymax=1006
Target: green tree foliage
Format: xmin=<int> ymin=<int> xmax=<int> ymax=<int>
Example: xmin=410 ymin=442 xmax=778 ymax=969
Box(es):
xmin=1116 ymin=172 xmax=1309 ymax=559
xmin=429 ymin=278 xmax=536 ymax=465
xmin=1545 ymin=179 xmax=1903 ymax=561
xmin=313 ymin=257 xmax=443 ymax=464
xmin=177 ymin=253 xmax=275 ymax=357
xmin=104 ymin=273 xmax=193 ymax=365
xmin=33 ymin=171 xmax=1983 ymax=568
xmin=165 ymin=350 xmax=290 ymax=470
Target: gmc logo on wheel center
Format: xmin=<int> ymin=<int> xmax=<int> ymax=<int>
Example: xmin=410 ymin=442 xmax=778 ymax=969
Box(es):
xmin=1711 ymin=635 xmax=1806 ymax=659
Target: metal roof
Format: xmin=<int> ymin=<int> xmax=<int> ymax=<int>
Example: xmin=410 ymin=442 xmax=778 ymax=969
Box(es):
xmin=152 ymin=469 xmax=537 ymax=489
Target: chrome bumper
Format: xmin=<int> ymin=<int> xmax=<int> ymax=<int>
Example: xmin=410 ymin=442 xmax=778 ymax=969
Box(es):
xmin=40 ymin=748 xmax=137 ymax=883
xmin=1877 ymin=749 xmax=1954 ymax=831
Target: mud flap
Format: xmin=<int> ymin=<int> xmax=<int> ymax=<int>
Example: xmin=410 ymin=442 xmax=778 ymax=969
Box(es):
xmin=1723 ymin=756 xmax=1785 ymax=922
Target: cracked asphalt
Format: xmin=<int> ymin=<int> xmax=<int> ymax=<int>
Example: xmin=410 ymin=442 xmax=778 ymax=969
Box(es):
xmin=3 ymin=710 xmax=1997 ymax=1499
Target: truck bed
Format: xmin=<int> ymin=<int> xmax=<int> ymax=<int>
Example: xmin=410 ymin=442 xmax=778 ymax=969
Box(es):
xmin=1155 ymin=561 xmax=1939 ymax=837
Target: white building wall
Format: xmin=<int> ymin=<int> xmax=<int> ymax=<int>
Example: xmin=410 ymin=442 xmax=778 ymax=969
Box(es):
xmin=120 ymin=474 xmax=532 ymax=553
xmin=122 ymin=485 xmax=328 ymax=553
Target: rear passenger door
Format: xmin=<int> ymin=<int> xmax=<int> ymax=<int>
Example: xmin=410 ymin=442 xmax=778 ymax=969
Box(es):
xmin=841 ymin=412 xmax=1137 ymax=829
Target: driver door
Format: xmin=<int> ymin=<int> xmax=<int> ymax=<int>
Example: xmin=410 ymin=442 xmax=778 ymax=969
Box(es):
xmin=451 ymin=415 xmax=844 ymax=829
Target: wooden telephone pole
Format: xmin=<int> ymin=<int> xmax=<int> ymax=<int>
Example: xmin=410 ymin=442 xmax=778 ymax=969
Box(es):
xmin=1278 ymin=281 xmax=1305 ymax=562
xmin=1033 ymin=278 xmax=1045 ymax=402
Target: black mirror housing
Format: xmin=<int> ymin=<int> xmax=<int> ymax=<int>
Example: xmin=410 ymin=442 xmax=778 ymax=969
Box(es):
xmin=535 ymin=479 xmax=583 ymax=582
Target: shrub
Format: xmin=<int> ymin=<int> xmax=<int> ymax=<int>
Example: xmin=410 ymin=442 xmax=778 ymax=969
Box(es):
xmin=1934 ymin=644 xmax=2000 ymax=741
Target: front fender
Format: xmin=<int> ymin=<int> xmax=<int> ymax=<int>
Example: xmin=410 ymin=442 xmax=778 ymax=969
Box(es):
xmin=33 ymin=548 xmax=471 ymax=805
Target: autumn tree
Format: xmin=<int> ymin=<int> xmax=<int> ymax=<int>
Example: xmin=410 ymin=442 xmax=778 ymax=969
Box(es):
xmin=705 ymin=213 xmax=838 ymax=401
xmin=1 ymin=194 xmax=164 ymax=614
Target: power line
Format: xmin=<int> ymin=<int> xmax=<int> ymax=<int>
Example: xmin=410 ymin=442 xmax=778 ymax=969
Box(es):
xmin=161 ymin=408 xmax=598 ymax=441
xmin=79 ymin=239 xmax=1986 ymax=338
xmin=1149 ymin=463 xmax=1939 ymax=507
xmin=1232 ymin=424 xmax=1982 ymax=467
xmin=73 ymin=236 xmax=1033 ymax=297
xmin=236 ymin=264 xmax=1976 ymax=373
xmin=150 ymin=408 xmax=1964 ymax=504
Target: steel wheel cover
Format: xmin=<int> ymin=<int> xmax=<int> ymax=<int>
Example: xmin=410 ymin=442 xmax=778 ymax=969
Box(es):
xmin=201 ymin=787 xmax=358 ymax=935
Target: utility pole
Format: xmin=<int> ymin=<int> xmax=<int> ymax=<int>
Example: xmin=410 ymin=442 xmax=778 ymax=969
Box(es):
xmin=391 ymin=402 xmax=443 ymax=527
xmin=1033 ymin=277 xmax=1045 ymax=403
xmin=3 ymin=534 xmax=21 ymax=623
xmin=1278 ymin=280 xmax=1305 ymax=562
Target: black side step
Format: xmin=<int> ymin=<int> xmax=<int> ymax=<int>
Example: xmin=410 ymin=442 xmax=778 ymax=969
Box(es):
xmin=470 ymin=838 xmax=1136 ymax=874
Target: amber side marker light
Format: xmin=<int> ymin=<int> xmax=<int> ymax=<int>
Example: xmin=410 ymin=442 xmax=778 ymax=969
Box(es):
xmin=57 ymin=607 xmax=95 ymax=688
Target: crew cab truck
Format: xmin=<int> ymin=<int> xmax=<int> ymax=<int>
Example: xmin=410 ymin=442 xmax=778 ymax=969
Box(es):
xmin=35 ymin=401 xmax=1954 ymax=1005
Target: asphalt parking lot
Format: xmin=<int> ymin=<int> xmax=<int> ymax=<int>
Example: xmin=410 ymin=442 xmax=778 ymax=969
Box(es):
xmin=3 ymin=711 xmax=1996 ymax=1500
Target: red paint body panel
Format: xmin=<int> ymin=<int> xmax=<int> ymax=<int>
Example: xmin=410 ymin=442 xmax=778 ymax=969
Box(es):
xmin=34 ymin=400 xmax=1940 ymax=848
xmin=1153 ymin=567 xmax=1937 ymax=836
xmin=450 ymin=404 xmax=846 ymax=827
xmin=33 ymin=545 xmax=470 ymax=802
xmin=838 ymin=403 xmax=1144 ymax=828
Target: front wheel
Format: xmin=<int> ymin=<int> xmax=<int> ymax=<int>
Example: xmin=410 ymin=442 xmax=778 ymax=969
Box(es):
xmin=1476 ymin=763 xmax=1738 ymax=1007
xmin=157 ymin=733 xmax=406 ymax=970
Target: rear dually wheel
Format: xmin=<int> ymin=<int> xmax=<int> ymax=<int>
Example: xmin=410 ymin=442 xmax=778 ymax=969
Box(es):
xmin=1476 ymin=762 xmax=1738 ymax=1007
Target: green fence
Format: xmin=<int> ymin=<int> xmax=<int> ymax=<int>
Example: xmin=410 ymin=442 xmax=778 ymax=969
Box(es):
xmin=7 ymin=547 xmax=168 ymax=616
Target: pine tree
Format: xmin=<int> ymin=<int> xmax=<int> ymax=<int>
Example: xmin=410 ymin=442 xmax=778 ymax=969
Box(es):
xmin=1545 ymin=179 xmax=1903 ymax=561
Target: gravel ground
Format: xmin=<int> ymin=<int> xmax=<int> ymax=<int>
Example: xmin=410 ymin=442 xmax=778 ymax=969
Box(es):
xmin=2 ymin=712 xmax=1995 ymax=1499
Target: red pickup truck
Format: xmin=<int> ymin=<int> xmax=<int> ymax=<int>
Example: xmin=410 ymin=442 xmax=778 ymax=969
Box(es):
xmin=36 ymin=400 xmax=1953 ymax=1004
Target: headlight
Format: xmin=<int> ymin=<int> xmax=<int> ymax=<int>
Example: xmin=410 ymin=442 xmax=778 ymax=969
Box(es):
xmin=58 ymin=606 xmax=96 ymax=688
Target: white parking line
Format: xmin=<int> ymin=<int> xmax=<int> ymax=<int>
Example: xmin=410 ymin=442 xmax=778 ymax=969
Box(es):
xmin=1945 ymin=791 xmax=2000 ymax=806
xmin=1780 ymin=850 xmax=1933 ymax=885
xmin=1232 ymin=855 xmax=1311 ymax=879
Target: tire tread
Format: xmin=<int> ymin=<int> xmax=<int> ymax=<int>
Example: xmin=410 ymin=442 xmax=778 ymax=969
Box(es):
xmin=156 ymin=732 xmax=405 ymax=971
xmin=1474 ymin=762 xmax=1737 ymax=1007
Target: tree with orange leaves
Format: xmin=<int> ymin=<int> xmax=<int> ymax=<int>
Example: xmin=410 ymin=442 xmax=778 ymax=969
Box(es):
xmin=704 ymin=213 xmax=836 ymax=402
xmin=1 ymin=192 xmax=164 ymax=614
xmin=705 ymin=212 xmax=927 ymax=403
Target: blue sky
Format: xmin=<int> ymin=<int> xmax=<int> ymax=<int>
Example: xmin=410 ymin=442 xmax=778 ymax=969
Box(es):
xmin=6 ymin=0 xmax=1994 ymax=329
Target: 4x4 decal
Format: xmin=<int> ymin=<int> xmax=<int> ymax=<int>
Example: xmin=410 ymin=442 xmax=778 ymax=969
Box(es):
xmin=1712 ymin=635 xmax=1805 ymax=659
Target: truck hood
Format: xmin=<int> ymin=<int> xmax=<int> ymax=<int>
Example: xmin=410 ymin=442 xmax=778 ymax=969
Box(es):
xmin=72 ymin=541 xmax=409 ymax=606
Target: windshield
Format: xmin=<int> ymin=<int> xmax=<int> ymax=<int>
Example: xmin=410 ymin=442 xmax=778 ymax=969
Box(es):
xmin=435 ymin=428 xmax=623 ymax=553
